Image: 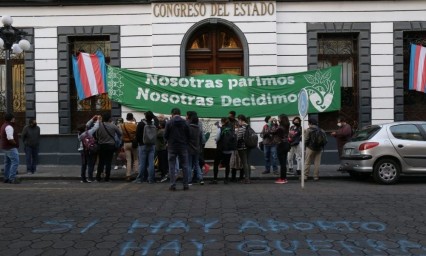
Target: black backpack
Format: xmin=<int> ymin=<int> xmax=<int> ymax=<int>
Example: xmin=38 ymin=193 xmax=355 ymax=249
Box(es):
xmin=309 ymin=128 xmax=328 ymax=150
xmin=244 ymin=125 xmax=258 ymax=149
xmin=219 ymin=127 xmax=237 ymax=151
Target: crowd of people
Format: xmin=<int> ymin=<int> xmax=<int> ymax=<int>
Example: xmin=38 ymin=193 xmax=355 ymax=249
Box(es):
xmin=1 ymin=108 xmax=352 ymax=188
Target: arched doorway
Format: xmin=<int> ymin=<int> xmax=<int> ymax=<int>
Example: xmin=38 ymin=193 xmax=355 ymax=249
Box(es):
xmin=182 ymin=19 xmax=248 ymax=76
xmin=186 ymin=24 xmax=244 ymax=76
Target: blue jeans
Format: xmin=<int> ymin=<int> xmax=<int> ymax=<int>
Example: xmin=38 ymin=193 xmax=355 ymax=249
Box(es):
xmin=25 ymin=145 xmax=39 ymax=173
xmin=263 ymin=144 xmax=278 ymax=172
xmin=137 ymin=145 xmax=155 ymax=183
xmin=188 ymin=153 xmax=202 ymax=182
xmin=4 ymin=148 xmax=19 ymax=182
xmin=168 ymin=149 xmax=189 ymax=187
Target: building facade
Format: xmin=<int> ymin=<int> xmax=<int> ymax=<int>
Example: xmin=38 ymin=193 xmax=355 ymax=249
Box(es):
xmin=0 ymin=0 xmax=425 ymax=164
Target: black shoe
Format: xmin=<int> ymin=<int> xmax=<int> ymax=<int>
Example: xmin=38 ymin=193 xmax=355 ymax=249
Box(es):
xmin=183 ymin=185 xmax=189 ymax=191
xmin=3 ymin=179 xmax=9 ymax=183
xmin=169 ymin=185 xmax=176 ymax=191
xmin=9 ymin=179 xmax=21 ymax=184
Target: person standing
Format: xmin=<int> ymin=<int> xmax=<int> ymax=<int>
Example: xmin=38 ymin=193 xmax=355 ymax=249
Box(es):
xmin=260 ymin=116 xmax=279 ymax=175
xmin=95 ymin=113 xmax=122 ymax=182
xmin=156 ymin=120 xmax=169 ymax=182
xmin=134 ymin=111 xmax=157 ymax=184
xmin=303 ymin=118 xmax=324 ymax=181
xmin=275 ymin=114 xmax=290 ymax=184
xmin=77 ymin=115 xmax=100 ymax=183
xmin=211 ymin=117 xmax=235 ymax=184
xmin=120 ymin=113 xmax=138 ymax=181
xmin=287 ymin=117 xmax=303 ymax=175
xmin=1 ymin=113 xmax=20 ymax=184
xmin=113 ymin=117 xmax=126 ymax=170
xmin=164 ymin=108 xmax=190 ymax=191
xmin=331 ymin=116 xmax=353 ymax=159
xmin=236 ymin=114 xmax=252 ymax=184
xmin=187 ymin=114 xmax=204 ymax=185
xmin=21 ymin=118 xmax=41 ymax=174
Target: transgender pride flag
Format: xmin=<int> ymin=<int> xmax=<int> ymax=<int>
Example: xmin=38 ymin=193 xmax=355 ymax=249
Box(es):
xmin=72 ymin=50 xmax=107 ymax=100
xmin=409 ymin=44 xmax=426 ymax=93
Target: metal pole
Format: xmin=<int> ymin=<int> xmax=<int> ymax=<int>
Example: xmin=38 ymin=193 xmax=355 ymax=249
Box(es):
xmin=301 ymin=116 xmax=305 ymax=189
xmin=5 ymin=48 xmax=13 ymax=114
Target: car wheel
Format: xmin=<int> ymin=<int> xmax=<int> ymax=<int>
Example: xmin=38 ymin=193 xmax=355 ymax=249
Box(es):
xmin=348 ymin=171 xmax=370 ymax=180
xmin=373 ymin=158 xmax=401 ymax=184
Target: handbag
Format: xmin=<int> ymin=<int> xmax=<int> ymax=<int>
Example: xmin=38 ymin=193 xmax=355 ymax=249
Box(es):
xmin=102 ymin=122 xmax=122 ymax=150
xmin=122 ymin=123 xmax=138 ymax=148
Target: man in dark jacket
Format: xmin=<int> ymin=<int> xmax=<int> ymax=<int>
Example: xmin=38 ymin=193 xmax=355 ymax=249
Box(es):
xmin=1 ymin=113 xmax=20 ymax=184
xmin=164 ymin=108 xmax=190 ymax=190
xmin=303 ymin=118 xmax=323 ymax=181
xmin=22 ymin=118 xmax=41 ymax=174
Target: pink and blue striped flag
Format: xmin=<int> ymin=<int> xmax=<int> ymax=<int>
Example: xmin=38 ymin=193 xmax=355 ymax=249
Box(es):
xmin=409 ymin=44 xmax=426 ymax=93
xmin=72 ymin=50 xmax=107 ymax=100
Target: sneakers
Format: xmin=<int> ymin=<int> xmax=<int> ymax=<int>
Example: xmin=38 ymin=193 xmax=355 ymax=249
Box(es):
xmin=122 ymin=165 xmax=127 ymax=169
xmin=199 ymin=180 xmax=205 ymax=185
xmin=313 ymin=177 xmax=319 ymax=181
xmin=262 ymin=170 xmax=271 ymax=174
xmin=160 ymin=176 xmax=168 ymax=183
xmin=275 ymin=178 xmax=288 ymax=184
xmin=114 ymin=166 xmax=119 ymax=170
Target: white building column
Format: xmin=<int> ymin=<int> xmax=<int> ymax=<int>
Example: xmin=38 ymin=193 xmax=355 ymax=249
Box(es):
xmin=34 ymin=27 xmax=59 ymax=134
xmin=371 ymin=22 xmax=394 ymax=125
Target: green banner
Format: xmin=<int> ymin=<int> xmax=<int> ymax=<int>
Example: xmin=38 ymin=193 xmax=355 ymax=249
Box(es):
xmin=107 ymin=65 xmax=341 ymax=117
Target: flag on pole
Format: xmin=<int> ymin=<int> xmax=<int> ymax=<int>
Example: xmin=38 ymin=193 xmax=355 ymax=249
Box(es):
xmin=409 ymin=44 xmax=426 ymax=93
xmin=71 ymin=50 xmax=107 ymax=100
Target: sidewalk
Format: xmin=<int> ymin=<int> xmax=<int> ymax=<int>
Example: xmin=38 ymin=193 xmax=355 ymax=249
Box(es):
xmin=3 ymin=164 xmax=348 ymax=181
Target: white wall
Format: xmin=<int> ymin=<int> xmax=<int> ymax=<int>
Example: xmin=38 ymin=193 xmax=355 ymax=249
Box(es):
xmin=3 ymin=1 xmax=426 ymax=134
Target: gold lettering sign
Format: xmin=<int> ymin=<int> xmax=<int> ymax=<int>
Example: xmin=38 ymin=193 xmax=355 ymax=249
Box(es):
xmin=153 ymin=2 xmax=275 ymax=18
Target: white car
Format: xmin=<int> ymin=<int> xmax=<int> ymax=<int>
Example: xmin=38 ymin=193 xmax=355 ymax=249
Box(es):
xmin=340 ymin=121 xmax=426 ymax=184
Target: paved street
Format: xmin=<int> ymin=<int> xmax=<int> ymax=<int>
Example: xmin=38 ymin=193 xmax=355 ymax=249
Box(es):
xmin=1 ymin=178 xmax=426 ymax=256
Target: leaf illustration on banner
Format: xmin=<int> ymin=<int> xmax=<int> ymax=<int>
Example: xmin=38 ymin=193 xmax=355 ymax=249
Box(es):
xmin=107 ymin=66 xmax=124 ymax=103
xmin=304 ymin=69 xmax=336 ymax=112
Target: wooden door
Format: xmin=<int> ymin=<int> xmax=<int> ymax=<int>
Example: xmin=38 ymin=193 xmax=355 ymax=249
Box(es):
xmin=186 ymin=25 xmax=244 ymax=76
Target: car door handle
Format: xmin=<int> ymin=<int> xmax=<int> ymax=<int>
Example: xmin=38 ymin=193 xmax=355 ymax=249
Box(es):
xmin=398 ymin=144 xmax=404 ymax=148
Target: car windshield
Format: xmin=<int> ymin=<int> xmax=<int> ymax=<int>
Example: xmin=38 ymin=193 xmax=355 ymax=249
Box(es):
xmin=351 ymin=126 xmax=381 ymax=142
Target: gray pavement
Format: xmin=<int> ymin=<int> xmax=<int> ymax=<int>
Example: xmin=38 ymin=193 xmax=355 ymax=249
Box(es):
xmin=6 ymin=164 xmax=347 ymax=181
xmin=1 ymin=178 xmax=426 ymax=255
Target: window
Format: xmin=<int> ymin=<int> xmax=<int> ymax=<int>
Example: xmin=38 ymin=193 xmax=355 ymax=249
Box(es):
xmin=0 ymin=50 xmax=26 ymax=132
xmin=403 ymin=32 xmax=426 ymax=121
xmin=390 ymin=124 xmax=424 ymax=141
xmin=69 ymin=36 xmax=111 ymax=132
xmin=317 ymin=33 xmax=359 ymax=131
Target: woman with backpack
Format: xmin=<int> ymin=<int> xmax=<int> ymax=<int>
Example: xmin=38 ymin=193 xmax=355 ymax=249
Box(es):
xmin=77 ymin=115 xmax=101 ymax=183
xmin=211 ymin=117 xmax=235 ymax=184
